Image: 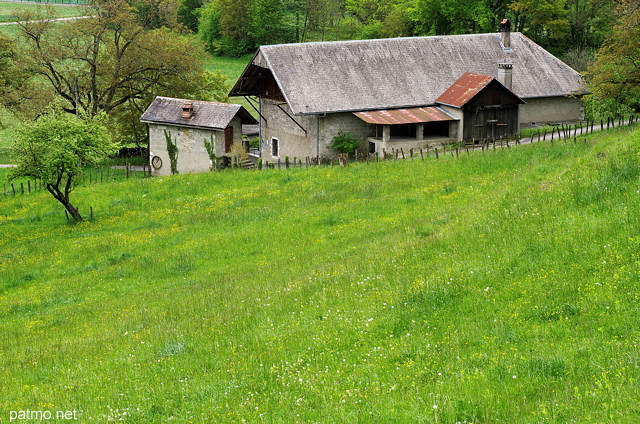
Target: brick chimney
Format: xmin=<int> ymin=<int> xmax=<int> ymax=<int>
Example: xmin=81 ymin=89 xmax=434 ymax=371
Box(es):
xmin=501 ymin=19 xmax=511 ymax=50
xmin=498 ymin=63 xmax=513 ymax=90
xmin=182 ymin=102 xmax=194 ymax=120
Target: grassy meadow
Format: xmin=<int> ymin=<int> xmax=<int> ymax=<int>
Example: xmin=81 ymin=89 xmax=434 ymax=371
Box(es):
xmin=0 ymin=1 xmax=86 ymax=23
xmin=2 ymin=125 xmax=640 ymax=422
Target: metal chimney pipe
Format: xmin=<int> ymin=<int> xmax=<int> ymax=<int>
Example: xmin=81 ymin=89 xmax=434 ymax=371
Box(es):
xmin=498 ymin=63 xmax=513 ymax=90
xmin=501 ymin=19 xmax=511 ymax=50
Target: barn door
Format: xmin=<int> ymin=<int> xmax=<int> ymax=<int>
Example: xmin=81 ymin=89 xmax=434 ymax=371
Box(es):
xmin=225 ymin=126 xmax=233 ymax=153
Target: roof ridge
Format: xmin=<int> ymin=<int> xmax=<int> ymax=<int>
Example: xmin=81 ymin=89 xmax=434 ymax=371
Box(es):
xmin=260 ymin=32 xmax=524 ymax=49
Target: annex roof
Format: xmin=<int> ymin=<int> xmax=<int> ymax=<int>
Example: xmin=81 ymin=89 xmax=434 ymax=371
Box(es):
xmin=140 ymin=96 xmax=257 ymax=130
xmin=435 ymin=72 xmax=525 ymax=107
xmin=354 ymin=106 xmax=457 ymax=125
xmin=230 ymin=32 xmax=586 ymax=115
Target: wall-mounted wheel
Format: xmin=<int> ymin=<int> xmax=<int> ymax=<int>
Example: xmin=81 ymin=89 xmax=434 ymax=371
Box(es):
xmin=151 ymin=156 xmax=163 ymax=169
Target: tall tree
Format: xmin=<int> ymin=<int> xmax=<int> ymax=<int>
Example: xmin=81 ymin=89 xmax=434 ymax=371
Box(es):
xmin=178 ymin=0 xmax=204 ymax=32
xmin=249 ymin=0 xmax=295 ymax=46
xmin=0 ymin=33 xmax=18 ymax=127
xmin=9 ymin=113 xmax=116 ymax=222
xmin=587 ymin=0 xmax=640 ymax=113
xmin=4 ymin=0 xmax=226 ymax=145
xmin=509 ymin=0 xmax=570 ymax=52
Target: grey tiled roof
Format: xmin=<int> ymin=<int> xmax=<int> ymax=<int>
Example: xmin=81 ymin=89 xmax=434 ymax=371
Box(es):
xmin=237 ymin=33 xmax=586 ymax=115
xmin=140 ymin=97 xmax=257 ymax=129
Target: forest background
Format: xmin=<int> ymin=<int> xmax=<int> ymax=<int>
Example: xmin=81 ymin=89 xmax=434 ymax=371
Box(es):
xmin=1 ymin=0 xmax=639 ymax=150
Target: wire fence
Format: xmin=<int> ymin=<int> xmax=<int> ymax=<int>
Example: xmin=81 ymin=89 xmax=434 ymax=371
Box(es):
xmin=3 ymin=164 xmax=150 ymax=197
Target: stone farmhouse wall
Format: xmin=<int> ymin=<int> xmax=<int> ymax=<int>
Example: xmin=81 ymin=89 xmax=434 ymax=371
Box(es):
xmin=260 ymin=99 xmax=370 ymax=161
xmin=148 ymin=117 xmax=244 ymax=176
xmin=520 ymin=96 xmax=584 ymax=126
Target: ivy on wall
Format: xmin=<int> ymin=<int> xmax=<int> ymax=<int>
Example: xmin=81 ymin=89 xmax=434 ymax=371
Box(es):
xmin=164 ymin=130 xmax=179 ymax=175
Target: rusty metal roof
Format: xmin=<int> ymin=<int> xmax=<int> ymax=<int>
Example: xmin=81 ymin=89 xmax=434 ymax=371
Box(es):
xmin=354 ymin=107 xmax=457 ymax=125
xmin=435 ymin=72 xmax=495 ymax=107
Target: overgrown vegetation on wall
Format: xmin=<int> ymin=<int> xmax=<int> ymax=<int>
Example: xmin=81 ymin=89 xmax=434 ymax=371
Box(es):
xmin=164 ymin=129 xmax=179 ymax=175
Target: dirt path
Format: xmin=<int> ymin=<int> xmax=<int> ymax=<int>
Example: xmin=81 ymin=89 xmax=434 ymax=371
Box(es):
xmin=0 ymin=15 xmax=92 ymax=25
xmin=0 ymin=0 xmax=81 ymax=5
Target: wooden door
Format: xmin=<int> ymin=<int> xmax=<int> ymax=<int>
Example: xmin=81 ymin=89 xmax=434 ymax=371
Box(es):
xmin=225 ymin=126 xmax=233 ymax=153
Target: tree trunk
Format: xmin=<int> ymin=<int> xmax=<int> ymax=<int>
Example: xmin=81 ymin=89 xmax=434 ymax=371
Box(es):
xmin=62 ymin=201 xmax=84 ymax=222
xmin=46 ymin=181 xmax=84 ymax=222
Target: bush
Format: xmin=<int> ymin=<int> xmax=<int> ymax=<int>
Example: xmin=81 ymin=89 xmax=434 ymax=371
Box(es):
xmin=330 ymin=131 xmax=361 ymax=155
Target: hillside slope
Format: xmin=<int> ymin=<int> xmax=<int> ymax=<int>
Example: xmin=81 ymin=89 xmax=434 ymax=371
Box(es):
xmin=2 ymin=127 xmax=640 ymax=423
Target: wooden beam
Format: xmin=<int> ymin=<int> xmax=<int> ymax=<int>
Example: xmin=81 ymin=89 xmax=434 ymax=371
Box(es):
xmin=276 ymin=104 xmax=307 ymax=135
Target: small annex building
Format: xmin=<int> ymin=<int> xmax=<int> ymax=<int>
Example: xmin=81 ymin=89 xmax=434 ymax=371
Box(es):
xmin=141 ymin=96 xmax=258 ymax=176
xmin=230 ymin=20 xmax=586 ymax=160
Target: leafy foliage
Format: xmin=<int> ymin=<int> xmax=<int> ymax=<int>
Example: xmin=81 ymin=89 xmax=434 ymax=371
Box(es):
xmin=9 ymin=112 xmax=116 ymax=221
xmin=330 ymin=131 xmax=361 ymax=155
xmin=177 ymin=0 xmax=203 ymax=32
xmin=200 ymin=0 xmax=295 ymax=56
xmin=203 ymin=134 xmax=218 ymax=170
xmin=587 ymin=0 xmax=640 ymax=114
xmin=164 ymin=129 xmax=179 ymax=175
xmin=3 ymin=0 xmax=227 ymax=146
xmin=196 ymin=0 xmax=616 ymax=58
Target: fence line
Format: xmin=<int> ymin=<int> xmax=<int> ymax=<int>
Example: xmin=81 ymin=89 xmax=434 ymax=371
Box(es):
xmin=255 ymin=116 xmax=638 ymax=170
xmin=3 ymin=164 xmax=150 ymax=197
xmin=4 ymin=117 xmax=638 ymax=195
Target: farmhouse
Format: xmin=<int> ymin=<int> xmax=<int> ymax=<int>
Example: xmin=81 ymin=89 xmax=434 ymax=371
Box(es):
xmin=230 ymin=20 xmax=587 ymax=160
xmin=141 ymin=96 xmax=258 ymax=176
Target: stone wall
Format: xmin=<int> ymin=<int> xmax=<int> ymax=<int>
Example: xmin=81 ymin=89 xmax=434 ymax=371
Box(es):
xmin=148 ymin=117 xmax=244 ymax=176
xmin=520 ymin=96 xmax=584 ymax=126
xmin=260 ymin=99 xmax=371 ymax=161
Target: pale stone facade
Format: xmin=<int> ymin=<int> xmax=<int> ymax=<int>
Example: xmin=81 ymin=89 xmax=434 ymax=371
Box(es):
xmin=259 ymin=99 xmax=370 ymax=161
xmin=520 ymin=96 xmax=584 ymax=126
xmin=148 ymin=116 xmax=244 ymax=176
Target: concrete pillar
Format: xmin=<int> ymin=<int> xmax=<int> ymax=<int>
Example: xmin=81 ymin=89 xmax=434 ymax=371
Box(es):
xmin=382 ymin=125 xmax=391 ymax=144
xmin=416 ymin=123 xmax=424 ymax=140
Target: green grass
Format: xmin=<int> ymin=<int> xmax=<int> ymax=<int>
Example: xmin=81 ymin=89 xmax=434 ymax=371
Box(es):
xmin=0 ymin=1 xmax=86 ymax=23
xmin=204 ymin=54 xmax=256 ymax=115
xmin=2 ymin=125 xmax=640 ymax=422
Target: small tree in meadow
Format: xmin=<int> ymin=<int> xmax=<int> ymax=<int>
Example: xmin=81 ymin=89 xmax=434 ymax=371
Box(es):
xmin=9 ymin=112 xmax=116 ymax=222
xmin=330 ymin=131 xmax=361 ymax=155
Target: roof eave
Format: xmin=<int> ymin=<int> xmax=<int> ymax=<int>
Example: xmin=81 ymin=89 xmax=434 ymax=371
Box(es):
xmin=140 ymin=119 xmax=226 ymax=131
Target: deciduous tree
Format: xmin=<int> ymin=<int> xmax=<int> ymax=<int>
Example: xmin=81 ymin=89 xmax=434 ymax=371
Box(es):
xmin=9 ymin=113 xmax=116 ymax=222
xmin=587 ymin=0 xmax=640 ymax=114
xmin=4 ymin=0 xmax=226 ymax=146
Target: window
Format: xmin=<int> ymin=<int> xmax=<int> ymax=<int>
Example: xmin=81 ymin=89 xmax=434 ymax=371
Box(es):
xmin=271 ymin=137 xmax=279 ymax=158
